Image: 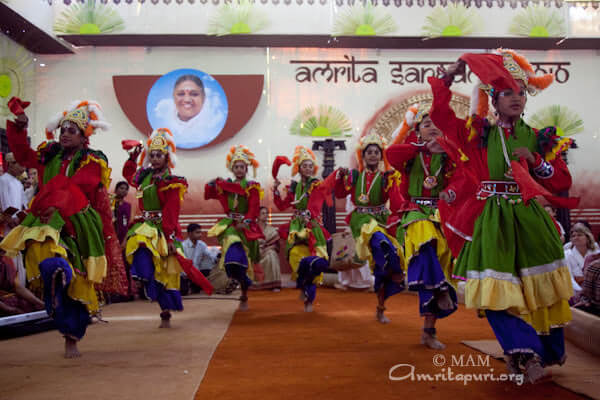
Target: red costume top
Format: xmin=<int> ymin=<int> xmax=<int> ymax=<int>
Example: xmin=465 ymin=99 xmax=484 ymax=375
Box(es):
xmin=427 ymin=76 xmax=574 ymax=254
xmin=204 ymin=178 xmax=264 ymax=242
xmin=122 ymin=159 xmax=187 ymax=243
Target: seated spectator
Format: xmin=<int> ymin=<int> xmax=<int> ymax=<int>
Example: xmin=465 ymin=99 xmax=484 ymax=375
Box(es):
xmin=574 ymin=252 xmax=600 ymax=316
xmin=0 ymin=153 xmax=27 ymax=286
xmin=112 ymin=181 xmax=132 ymax=247
xmin=335 ymin=195 xmax=374 ymax=291
xmin=108 ymin=181 xmax=133 ymax=303
xmin=565 ymin=223 xmax=597 ymax=298
xmin=544 ymin=205 xmax=565 ymax=243
xmin=23 ymin=167 xmax=38 ymax=204
xmin=182 ymin=224 xmax=216 ymax=294
xmin=0 ymin=254 xmax=44 ymax=316
xmin=254 ymin=206 xmax=282 ymax=291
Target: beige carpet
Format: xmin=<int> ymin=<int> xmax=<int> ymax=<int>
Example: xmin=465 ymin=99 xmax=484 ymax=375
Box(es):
xmin=462 ymin=339 xmax=600 ymax=400
xmin=0 ymin=295 xmax=238 ymax=400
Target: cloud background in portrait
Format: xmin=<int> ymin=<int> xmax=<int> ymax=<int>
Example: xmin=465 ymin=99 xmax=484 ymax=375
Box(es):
xmin=146 ymin=68 xmax=229 ymax=149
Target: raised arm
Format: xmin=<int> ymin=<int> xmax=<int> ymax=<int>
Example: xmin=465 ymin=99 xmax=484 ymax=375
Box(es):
xmin=122 ymin=159 xmax=139 ymax=187
xmin=428 ymin=76 xmax=465 ymax=146
xmin=273 ymin=182 xmax=294 ymax=211
xmin=386 ymin=143 xmax=419 ymax=172
xmin=334 ymin=168 xmax=353 ymax=199
xmin=6 ymin=119 xmax=42 ymax=170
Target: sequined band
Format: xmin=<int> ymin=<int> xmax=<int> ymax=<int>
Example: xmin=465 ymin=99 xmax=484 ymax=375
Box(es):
xmin=411 ymin=196 xmax=439 ymax=207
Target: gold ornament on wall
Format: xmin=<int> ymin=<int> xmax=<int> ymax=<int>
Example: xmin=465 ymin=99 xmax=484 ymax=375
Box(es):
xmin=369 ymin=92 xmax=473 ymax=144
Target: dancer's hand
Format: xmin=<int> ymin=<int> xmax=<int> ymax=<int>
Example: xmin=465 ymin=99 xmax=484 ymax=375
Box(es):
xmin=14 ymin=114 xmax=29 ymax=130
xmin=128 ymin=145 xmax=142 ymax=161
xmin=446 ymin=60 xmax=465 ymax=77
xmin=236 ymin=222 xmax=249 ymax=231
xmin=513 ymin=147 xmax=535 ymax=165
xmin=168 ymin=242 xmax=177 ymax=255
xmin=440 ymin=190 xmax=456 ymax=204
xmin=39 ymin=207 xmax=57 ymax=223
xmin=438 ymin=60 xmax=465 ymax=86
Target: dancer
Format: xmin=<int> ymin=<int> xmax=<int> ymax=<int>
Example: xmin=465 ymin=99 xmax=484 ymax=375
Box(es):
xmin=335 ymin=133 xmax=405 ymax=324
xmin=430 ymin=50 xmax=576 ymax=382
xmin=205 ymin=145 xmax=264 ymax=311
xmin=123 ymin=128 xmax=211 ymax=328
xmin=272 ymin=146 xmax=331 ymax=312
xmin=386 ymin=104 xmax=458 ymax=349
xmin=1 ymin=97 xmax=123 ymax=357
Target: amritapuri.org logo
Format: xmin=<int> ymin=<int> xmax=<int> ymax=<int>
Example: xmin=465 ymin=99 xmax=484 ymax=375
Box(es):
xmin=388 ymin=354 xmax=525 ymax=386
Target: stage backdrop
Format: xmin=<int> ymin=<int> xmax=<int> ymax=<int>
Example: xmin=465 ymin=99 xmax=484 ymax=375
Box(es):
xmin=8 ymin=46 xmax=600 ymax=238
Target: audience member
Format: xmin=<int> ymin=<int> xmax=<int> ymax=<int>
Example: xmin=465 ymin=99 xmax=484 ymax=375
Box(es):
xmin=112 ymin=181 xmax=132 ymax=246
xmin=544 ymin=205 xmax=565 ymax=243
xmin=564 ymin=222 xmax=597 ymax=299
xmin=574 ymin=252 xmax=600 ymax=316
xmin=0 ymin=254 xmax=44 ymax=316
xmin=182 ymin=223 xmax=216 ymax=294
xmin=23 ymin=167 xmax=38 ymax=204
xmin=255 ymin=207 xmax=282 ymax=291
xmin=0 ymin=153 xmax=27 ymax=286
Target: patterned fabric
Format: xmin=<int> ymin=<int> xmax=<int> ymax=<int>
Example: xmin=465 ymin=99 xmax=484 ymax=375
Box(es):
xmin=581 ymin=253 xmax=600 ymax=306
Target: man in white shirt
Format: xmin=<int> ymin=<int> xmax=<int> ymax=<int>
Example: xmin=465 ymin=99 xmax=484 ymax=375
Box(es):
xmin=0 ymin=153 xmax=27 ymax=285
xmin=182 ymin=223 xmax=216 ymax=293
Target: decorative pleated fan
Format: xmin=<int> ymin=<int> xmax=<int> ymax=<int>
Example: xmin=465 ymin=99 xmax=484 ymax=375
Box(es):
xmin=527 ymin=105 xmax=584 ymax=137
xmin=290 ymin=105 xmax=353 ymax=137
xmin=509 ymin=4 xmax=566 ymax=37
xmin=421 ymin=4 xmax=482 ymax=38
xmin=53 ymin=0 xmax=125 ymax=35
xmin=332 ymin=2 xmax=397 ymax=36
xmin=207 ymin=0 xmax=269 ymax=36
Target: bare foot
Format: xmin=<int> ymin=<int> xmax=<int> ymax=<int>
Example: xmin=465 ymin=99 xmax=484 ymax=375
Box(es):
xmin=159 ymin=319 xmax=171 ymax=328
xmin=523 ymin=357 xmax=549 ymax=384
xmin=421 ymin=332 xmax=446 ymax=350
xmin=239 ymin=300 xmax=249 ymax=311
xmin=504 ymin=355 xmax=522 ymax=376
xmin=436 ymin=291 xmax=455 ymax=311
xmin=376 ymin=309 xmax=390 ymax=324
xmin=64 ymin=337 xmax=81 ymax=358
xmin=304 ymin=301 xmax=313 ymax=312
xmin=272 ymin=288 xmax=280 ymax=293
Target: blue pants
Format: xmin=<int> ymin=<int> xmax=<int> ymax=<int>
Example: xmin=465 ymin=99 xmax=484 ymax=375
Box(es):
xmin=130 ymin=248 xmax=183 ymax=311
xmin=39 ymin=258 xmax=89 ymax=340
xmin=296 ymin=256 xmax=329 ymax=303
xmin=486 ymin=309 xmax=565 ymax=366
xmin=408 ymin=242 xmax=457 ymax=319
xmin=224 ymin=242 xmax=253 ymax=290
xmin=370 ymin=232 xmax=405 ymax=300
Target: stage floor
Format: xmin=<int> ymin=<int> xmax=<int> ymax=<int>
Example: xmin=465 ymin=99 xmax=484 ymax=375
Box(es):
xmin=0 ymin=289 xmax=592 ymax=400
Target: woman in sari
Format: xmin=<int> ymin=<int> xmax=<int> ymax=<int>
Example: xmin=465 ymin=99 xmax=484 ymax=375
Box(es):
xmin=255 ymin=206 xmax=282 ymax=291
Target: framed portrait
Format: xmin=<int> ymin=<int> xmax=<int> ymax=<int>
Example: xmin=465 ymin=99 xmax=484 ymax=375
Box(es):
xmin=146 ymin=68 xmax=229 ymax=149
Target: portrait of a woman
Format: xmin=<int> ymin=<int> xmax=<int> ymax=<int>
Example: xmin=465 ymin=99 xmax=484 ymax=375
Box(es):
xmin=146 ymin=69 xmax=228 ymax=149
